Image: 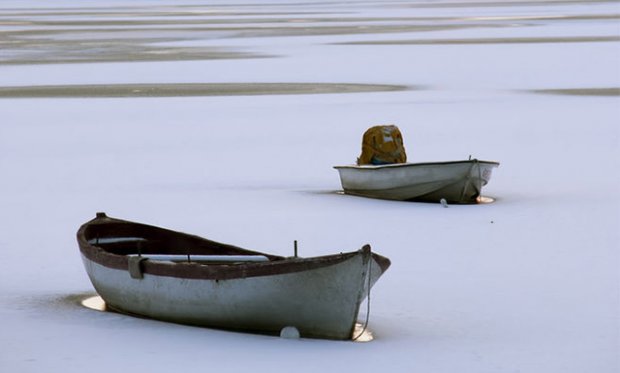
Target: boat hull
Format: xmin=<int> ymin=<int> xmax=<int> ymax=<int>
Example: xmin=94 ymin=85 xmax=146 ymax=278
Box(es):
xmin=77 ymin=214 xmax=390 ymax=340
xmin=334 ymin=160 xmax=499 ymax=203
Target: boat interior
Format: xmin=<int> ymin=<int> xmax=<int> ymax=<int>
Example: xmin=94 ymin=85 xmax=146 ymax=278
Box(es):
xmin=82 ymin=215 xmax=283 ymax=263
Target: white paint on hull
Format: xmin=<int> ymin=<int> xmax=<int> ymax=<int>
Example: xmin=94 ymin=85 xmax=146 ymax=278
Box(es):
xmin=81 ymin=250 xmax=384 ymax=340
xmin=335 ymin=160 xmax=499 ymax=202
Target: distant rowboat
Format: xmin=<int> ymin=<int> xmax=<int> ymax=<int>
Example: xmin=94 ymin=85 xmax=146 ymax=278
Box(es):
xmin=334 ymin=159 xmax=499 ymax=204
xmin=77 ymin=213 xmax=391 ymax=340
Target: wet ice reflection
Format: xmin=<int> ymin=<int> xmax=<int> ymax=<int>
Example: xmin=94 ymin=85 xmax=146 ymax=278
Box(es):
xmin=81 ymin=295 xmax=107 ymax=312
xmin=477 ymin=196 xmax=496 ymax=204
xmin=352 ymin=323 xmax=374 ymax=342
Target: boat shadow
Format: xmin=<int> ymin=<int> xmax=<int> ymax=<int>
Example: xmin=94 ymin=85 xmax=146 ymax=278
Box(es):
xmin=304 ymin=189 xmax=497 ymax=205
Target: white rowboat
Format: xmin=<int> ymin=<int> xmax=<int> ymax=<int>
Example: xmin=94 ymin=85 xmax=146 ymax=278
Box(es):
xmin=334 ymin=159 xmax=499 ymax=204
xmin=77 ymin=213 xmax=391 ymax=340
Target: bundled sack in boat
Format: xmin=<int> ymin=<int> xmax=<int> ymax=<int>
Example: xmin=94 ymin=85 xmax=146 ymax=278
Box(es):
xmin=357 ymin=125 xmax=407 ymax=165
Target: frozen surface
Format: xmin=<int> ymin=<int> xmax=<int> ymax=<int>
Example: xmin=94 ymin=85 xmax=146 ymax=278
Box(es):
xmin=1 ymin=0 xmax=618 ymax=372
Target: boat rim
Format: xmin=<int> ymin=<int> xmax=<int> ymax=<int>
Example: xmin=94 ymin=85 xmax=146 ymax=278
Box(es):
xmin=333 ymin=159 xmax=500 ymax=170
xmin=77 ymin=213 xmax=391 ymax=280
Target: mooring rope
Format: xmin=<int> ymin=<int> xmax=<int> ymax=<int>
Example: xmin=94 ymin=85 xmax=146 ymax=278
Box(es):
xmin=353 ymin=251 xmax=373 ymax=341
xmin=474 ymin=158 xmax=483 ymax=200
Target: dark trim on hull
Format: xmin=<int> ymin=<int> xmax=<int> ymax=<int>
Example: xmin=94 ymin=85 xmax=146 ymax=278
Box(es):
xmin=334 ymin=159 xmax=500 ymax=171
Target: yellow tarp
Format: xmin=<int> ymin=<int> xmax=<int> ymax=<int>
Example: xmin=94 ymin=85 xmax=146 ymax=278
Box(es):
xmin=357 ymin=125 xmax=407 ymax=165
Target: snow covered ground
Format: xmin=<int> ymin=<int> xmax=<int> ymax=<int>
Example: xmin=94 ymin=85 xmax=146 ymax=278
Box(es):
xmin=1 ymin=0 xmax=618 ymax=372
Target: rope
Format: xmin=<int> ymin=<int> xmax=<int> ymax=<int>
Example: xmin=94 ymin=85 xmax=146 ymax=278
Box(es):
xmin=353 ymin=251 xmax=373 ymax=341
xmin=474 ymin=158 xmax=483 ymax=200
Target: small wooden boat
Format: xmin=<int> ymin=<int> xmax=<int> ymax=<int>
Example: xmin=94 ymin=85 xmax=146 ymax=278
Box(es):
xmin=77 ymin=213 xmax=391 ymax=340
xmin=334 ymin=159 xmax=499 ymax=204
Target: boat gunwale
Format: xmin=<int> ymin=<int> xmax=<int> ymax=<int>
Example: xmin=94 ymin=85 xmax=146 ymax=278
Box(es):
xmin=333 ymin=159 xmax=500 ymax=170
xmin=77 ymin=214 xmax=390 ymax=281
